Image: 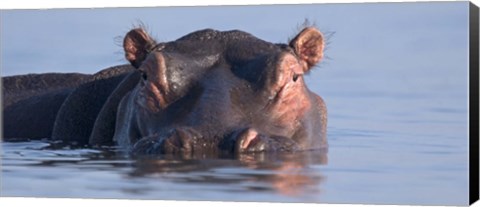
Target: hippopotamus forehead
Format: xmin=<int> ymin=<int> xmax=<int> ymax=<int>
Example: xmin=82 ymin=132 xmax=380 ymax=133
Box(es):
xmin=176 ymin=29 xmax=259 ymax=42
xmin=225 ymin=41 xmax=285 ymax=65
xmin=164 ymin=29 xmax=286 ymax=64
xmin=141 ymin=38 xmax=287 ymax=77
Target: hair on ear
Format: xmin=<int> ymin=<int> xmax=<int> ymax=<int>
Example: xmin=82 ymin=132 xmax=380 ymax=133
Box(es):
xmin=289 ymin=22 xmax=325 ymax=72
xmin=123 ymin=21 xmax=157 ymax=68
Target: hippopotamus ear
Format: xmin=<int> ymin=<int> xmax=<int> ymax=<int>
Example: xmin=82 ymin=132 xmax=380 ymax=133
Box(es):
xmin=289 ymin=27 xmax=324 ymax=72
xmin=123 ymin=28 xmax=157 ymax=68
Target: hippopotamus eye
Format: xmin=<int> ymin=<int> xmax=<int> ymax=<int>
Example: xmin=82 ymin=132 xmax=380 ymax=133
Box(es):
xmin=293 ymin=74 xmax=299 ymax=82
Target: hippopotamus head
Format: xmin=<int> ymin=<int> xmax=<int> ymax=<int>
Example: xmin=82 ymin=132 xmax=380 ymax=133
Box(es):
xmin=114 ymin=27 xmax=327 ymax=155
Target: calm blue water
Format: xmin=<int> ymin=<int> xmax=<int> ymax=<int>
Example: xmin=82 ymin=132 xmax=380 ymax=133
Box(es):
xmin=1 ymin=2 xmax=471 ymax=205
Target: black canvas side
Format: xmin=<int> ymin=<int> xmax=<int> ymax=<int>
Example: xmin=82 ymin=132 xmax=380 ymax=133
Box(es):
xmin=469 ymin=1 xmax=479 ymax=205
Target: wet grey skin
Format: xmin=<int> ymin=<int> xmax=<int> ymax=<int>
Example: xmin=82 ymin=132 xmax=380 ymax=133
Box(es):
xmin=2 ymin=27 xmax=327 ymax=155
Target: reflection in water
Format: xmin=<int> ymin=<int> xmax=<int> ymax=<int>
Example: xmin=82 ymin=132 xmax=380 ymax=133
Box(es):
xmin=238 ymin=152 xmax=327 ymax=196
xmin=129 ymin=150 xmax=328 ymax=197
xmin=2 ymin=140 xmax=328 ymax=201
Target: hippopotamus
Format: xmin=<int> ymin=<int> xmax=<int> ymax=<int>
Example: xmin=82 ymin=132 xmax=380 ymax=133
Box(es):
xmin=2 ymin=26 xmax=328 ymax=155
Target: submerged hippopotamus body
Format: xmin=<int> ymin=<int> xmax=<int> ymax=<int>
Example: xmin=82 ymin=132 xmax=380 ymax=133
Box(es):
xmin=2 ymin=27 xmax=327 ymax=155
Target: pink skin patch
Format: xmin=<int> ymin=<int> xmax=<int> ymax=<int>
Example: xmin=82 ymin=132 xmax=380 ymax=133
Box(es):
xmin=262 ymin=54 xmax=311 ymax=135
xmin=136 ymin=52 xmax=171 ymax=113
xmin=240 ymin=129 xmax=259 ymax=150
